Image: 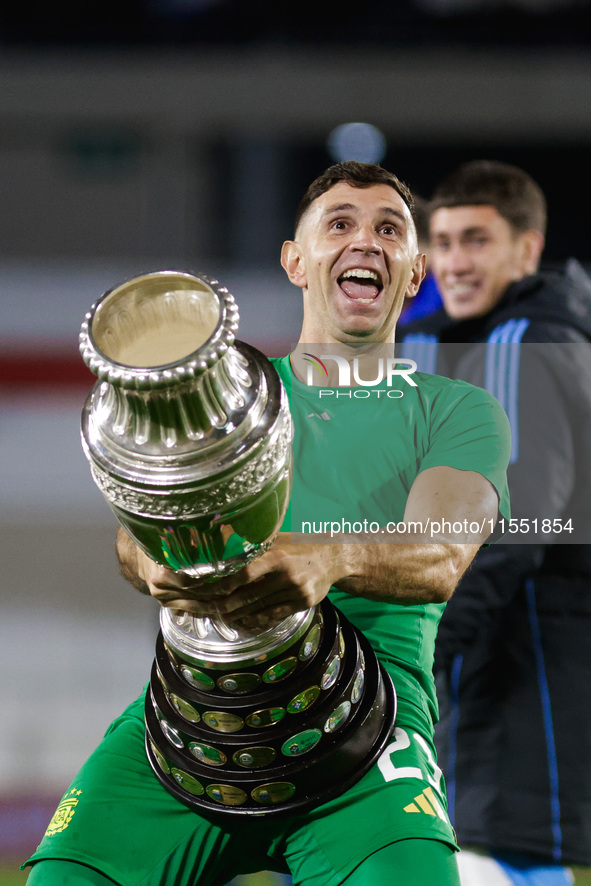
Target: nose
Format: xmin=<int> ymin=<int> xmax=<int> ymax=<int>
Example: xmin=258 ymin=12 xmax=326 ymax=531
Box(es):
xmin=438 ymin=242 xmax=473 ymax=276
xmin=348 ymin=223 xmax=382 ymax=254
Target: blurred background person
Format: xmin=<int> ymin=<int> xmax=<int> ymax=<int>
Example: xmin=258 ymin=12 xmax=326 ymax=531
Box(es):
xmin=400 ymin=159 xmax=591 ymax=886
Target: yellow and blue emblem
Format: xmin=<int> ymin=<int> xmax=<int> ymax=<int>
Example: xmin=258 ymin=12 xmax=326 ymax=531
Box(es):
xmin=44 ymin=789 xmax=83 ymax=836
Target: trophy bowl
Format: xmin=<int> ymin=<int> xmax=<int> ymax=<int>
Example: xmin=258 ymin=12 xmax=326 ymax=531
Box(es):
xmin=79 ymin=270 xmax=292 ymax=581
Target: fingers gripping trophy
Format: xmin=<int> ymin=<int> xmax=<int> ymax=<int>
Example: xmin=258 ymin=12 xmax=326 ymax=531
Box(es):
xmin=79 ymin=270 xmax=396 ymax=817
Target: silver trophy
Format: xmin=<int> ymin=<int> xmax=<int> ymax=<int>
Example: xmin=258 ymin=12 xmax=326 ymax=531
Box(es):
xmin=80 ymin=270 xmax=395 ymax=816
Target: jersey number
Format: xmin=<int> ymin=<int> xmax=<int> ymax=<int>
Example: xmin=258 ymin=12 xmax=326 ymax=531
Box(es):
xmin=377 ymin=727 xmax=443 ymax=793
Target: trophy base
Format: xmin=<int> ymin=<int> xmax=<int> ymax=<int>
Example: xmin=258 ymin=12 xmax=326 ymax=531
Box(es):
xmin=144 ymin=602 xmax=396 ymax=818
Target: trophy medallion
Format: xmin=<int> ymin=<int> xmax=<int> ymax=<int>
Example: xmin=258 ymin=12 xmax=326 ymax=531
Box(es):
xmin=79 ymin=270 xmax=396 ymax=817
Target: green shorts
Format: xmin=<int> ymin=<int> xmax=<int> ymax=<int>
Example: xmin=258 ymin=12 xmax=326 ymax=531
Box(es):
xmin=24 ymin=691 xmax=457 ymax=886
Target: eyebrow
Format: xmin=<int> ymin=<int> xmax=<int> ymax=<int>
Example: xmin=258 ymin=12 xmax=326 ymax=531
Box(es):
xmin=324 ymin=202 xmax=408 ymax=225
xmin=432 ymin=226 xmax=490 ymax=238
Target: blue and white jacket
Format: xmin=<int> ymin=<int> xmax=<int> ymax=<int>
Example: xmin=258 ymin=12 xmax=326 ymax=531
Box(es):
xmin=399 ymin=260 xmax=591 ymax=866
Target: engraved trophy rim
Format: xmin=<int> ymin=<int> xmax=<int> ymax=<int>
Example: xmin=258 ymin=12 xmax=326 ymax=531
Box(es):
xmin=79 ymin=270 xmax=240 ymax=389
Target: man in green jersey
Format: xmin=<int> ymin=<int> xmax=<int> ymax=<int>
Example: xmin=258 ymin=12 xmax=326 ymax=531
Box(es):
xmin=24 ymin=162 xmax=510 ymax=886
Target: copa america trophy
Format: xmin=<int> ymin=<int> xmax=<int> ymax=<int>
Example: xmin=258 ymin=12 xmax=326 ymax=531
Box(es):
xmin=79 ymin=270 xmax=396 ymax=817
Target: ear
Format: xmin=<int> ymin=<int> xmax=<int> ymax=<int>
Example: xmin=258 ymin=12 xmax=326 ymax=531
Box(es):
xmin=519 ymin=229 xmax=545 ymax=275
xmin=405 ymin=252 xmax=427 ymax=300
xmin=281 ymin=240 xmax=308 ymax=289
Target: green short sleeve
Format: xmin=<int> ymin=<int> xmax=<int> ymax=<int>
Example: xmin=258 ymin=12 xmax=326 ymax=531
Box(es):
xmin=418 ymin=379 xmax=511 ymax=522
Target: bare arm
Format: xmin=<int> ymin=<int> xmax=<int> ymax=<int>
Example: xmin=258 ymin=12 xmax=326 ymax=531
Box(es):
xmin=337 ymin=465 xmax=498 ymax=604
xmin=116 ymin=465 xmax=499 ymax=625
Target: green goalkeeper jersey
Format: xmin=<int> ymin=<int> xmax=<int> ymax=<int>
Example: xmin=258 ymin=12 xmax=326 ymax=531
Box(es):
xmin=271 ymin=355 xmax=511 ymax=738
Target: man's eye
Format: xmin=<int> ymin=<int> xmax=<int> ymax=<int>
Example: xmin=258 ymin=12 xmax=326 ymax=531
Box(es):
xmin=380 ymin=225 xmax=397 ymax=236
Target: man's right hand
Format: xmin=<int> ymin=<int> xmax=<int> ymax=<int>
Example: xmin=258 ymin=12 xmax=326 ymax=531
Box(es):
xmin=115 ymin=526 xmax=273 ymax=625
xmin=114 ymin=527 xmax=314 ymax=631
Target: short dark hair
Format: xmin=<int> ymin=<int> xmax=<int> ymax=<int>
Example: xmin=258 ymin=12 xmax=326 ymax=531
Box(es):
xmin=429 ymin=160 xmax=547 ymax=236
xmin=294 ymin=161 xmax=415 ymax=235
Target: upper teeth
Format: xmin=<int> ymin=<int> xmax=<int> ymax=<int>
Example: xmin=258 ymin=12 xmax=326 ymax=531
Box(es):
xmin=342 ymin=269 xmax=379 ymax=281
xmin=447 ymin=283 xmax=475 ymax=295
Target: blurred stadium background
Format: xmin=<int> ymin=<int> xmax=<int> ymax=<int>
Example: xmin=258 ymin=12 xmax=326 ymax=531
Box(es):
xmin=1 ymin=1 xmax=591 ymax=883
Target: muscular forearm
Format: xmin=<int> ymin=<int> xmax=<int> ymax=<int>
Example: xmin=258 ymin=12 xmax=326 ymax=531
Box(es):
xmin=113 ymin=463 xmax=497 ymax=621
xmin=334 ymin=540 xmax=481 ymax=605
xmin=188 ymin=534 xmax=482 ymax=625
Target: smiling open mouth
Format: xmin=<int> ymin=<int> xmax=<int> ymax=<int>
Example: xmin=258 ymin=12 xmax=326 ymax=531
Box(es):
xmin=446 ymin=282 xmax=478 ymax=300
xmin=338 ymin=269 xmax=382 ymax=302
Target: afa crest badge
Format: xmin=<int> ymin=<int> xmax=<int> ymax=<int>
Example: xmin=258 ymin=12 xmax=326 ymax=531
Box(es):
xmin=45 ymin=789 xmax=83 ymax=836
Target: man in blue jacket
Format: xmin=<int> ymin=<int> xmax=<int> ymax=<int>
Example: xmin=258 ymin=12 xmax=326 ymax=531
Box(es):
xmin=401 ymin=159 xmax=591 ymax=886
